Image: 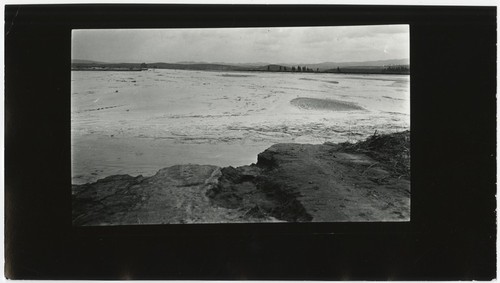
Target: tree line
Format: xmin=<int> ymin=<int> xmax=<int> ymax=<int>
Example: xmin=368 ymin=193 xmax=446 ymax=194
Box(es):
xmin=267 ymin=65 xmax=320 ymax=72
xmin=384 ymin=65 xmax=410 ymax=72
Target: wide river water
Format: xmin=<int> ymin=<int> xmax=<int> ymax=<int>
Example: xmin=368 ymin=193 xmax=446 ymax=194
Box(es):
xmin=72 ymin=69 xmax=410 ymax=184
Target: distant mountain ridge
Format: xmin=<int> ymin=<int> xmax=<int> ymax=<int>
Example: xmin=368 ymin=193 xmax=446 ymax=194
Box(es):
xmin=171 ymin=58 xmax=409 ymax=70
xmin=72 ymin=59 xmax=108 ymax=64
xmin=72 ymin=58 xmax=410 ymax=74
xmin=279 ymin=59 xmax=410 ymax=71
xmin=74 ymin=58 xmax=408 ymax=68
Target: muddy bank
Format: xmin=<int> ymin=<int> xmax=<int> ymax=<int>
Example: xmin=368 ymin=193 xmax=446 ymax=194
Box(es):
xmin=72 ymin=165 xmax=278 ymax=225
xmin=72 ymin=131 xmax=410 ymax=225
xmin=209 ymin=131 xmax=410 ymax=222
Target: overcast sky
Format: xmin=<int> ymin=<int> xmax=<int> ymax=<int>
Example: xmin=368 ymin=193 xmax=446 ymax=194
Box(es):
xmin=72 ymin=25 xmax=409 ymax=64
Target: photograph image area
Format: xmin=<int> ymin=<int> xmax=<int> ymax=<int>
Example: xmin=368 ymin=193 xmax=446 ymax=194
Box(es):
xmin=71 ymin=25 xmax=410 ymax=225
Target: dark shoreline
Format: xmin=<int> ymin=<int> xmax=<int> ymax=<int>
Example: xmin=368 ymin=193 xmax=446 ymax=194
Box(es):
xmin=71 ymin=67 xmax=411 ymax=75
xmin=72 ymin=131 xmax=410 ymax=225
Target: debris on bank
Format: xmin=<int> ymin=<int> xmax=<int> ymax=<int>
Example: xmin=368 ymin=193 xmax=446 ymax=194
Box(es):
xmin=337 ymin=130 xmax=410 ymax=179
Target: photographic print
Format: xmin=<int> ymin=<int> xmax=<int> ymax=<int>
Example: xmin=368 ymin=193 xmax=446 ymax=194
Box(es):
xmin=71 ymin=25 xmax=410 ymax=225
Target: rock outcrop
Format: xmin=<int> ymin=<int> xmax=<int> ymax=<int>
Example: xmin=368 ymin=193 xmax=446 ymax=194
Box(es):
xmin=73 ymin=131 xmax=410 ymax=225
xmin=72 ymin=165 xmax=265 ymax=225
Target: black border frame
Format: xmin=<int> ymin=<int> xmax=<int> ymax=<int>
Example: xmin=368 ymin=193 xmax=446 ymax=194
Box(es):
xmin=5 ymin=4 xmax=497 ymax=280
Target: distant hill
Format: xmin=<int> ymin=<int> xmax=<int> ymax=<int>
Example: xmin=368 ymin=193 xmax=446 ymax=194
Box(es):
xmin=71 ymin=61 xmax=148 ymax=71
xmin=324 ymin=64 xmax=410 ymax=75
xmin=175 ymin=61 xmax=210 ymax=64
xmin=173 ymin=59 xmax=409 ymax=71
xmin=224 ymin=62 xmax=271 ymax=67
xmin=72 ymin=58 xmax=410 ymax=74
xmin=148 ymin=62 xmax=249 ymax=71
xmin=253 ymin=64 xmax=290 ymax=72
xmin=71 ymin=59 xmax=107 ymax=64
xmin=276 ymin=59 xmax=410 ymax=71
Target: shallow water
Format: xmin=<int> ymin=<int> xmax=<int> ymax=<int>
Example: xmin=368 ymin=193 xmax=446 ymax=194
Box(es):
xmin=72 ymin=69 xmax=410 ymax=184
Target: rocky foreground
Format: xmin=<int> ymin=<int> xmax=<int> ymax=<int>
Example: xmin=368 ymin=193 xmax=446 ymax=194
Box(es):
xmin=72 ymin=131 xmax=410 ymax=225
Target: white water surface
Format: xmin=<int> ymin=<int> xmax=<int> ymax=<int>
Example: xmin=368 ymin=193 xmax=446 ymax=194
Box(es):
xmin=72 ymin=69 xmax=410 ymax=184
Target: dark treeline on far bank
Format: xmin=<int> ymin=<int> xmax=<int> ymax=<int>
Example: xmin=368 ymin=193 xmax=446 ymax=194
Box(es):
xmin=260 ymin=64 xmax=410 ymax=75
xmin=71 ymin=61 xmax=410 ymax=75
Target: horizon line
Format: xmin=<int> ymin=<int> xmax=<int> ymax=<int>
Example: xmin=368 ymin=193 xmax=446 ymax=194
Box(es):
xmin=72 ymin=57 xmax=410 ymax=65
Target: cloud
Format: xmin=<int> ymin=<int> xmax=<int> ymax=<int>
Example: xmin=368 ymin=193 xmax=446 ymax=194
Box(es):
xmin=72 ymin=25 xmax=409 ymax=64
